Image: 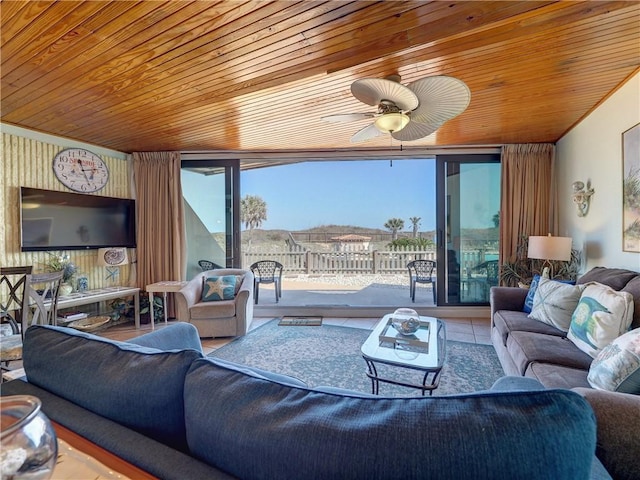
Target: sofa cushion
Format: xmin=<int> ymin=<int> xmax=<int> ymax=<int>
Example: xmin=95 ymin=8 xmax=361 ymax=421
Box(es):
xmin=528 ymin=278 xmax=584 ymax=332
xmin=577 ymin=267 xmax=638 ymax=290
xmin=190 ymin=299 xmax=236 ymax=319
xmin=507 ymin=331 xmax=593 ymax=375
xmin=588 ymin=328 xmax=640 ymax=394
xmin=184 ymin=358 xmax=597 ymax=480
xmin=0 ymin=379 xmax=232 ymax=480
xmin=621 ymin=276 xmax=640 ymax=329
xmin=23 ymin=325 xmax=202 ymax=452
xmin=568 ymin=282 xmax=634 ymax=358
xmin=525 ymin=362 xmax=591 ymax=389
xmin=202 ymin=275 xmax=237 ymax=301
xmin=493 ymin=310 xmax=565 ymax=347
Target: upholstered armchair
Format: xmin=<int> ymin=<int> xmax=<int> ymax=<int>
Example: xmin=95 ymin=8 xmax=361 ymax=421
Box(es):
xmin=174 ymin=269 xmax=254 ymax=338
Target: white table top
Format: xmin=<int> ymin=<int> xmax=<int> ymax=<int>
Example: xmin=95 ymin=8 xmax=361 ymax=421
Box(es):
xmin=145 ymin=281 xmax=188 ymax=293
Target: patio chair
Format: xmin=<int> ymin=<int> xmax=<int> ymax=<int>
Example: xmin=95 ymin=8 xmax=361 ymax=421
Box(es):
xmin=198 ymin=259 xmax=224 ymax=271
xmin=473 ymin=259 xmax=500 ymax=299
xmin=1 ymin=270 xmax=63 ymax=372
xmin=250 ymin=261 xmax=283 ymax=304
xmin=407 ymin=260 xmax=436 ymax=303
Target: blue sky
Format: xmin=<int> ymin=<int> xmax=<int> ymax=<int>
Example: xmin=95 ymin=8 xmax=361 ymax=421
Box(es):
xmin=241 ymin=159 xmax=437 ymax=231
xmin=183 ymin=158 xmax=500 ymax=233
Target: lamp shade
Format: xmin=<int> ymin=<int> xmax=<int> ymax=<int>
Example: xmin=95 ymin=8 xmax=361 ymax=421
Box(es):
xmin=527 ymin=236 xmax=572 ymax=261
xmin=97 ymin=248 xmax=129 ymax=266
xmin=374 ymin=113 xmax=410 ymax=133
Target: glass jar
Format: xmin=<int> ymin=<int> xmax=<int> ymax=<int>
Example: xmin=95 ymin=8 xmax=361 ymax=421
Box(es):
xmin=1 ymin=395 xmax=58 ymax=479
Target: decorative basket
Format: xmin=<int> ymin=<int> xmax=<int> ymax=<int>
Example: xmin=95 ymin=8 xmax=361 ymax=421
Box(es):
xmin=67 ymin=316 xmax=111 ymax=332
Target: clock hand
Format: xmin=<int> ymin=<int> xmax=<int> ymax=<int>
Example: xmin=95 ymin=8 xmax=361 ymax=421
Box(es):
xmin=76 ymin=159 xmax=95 ymax=180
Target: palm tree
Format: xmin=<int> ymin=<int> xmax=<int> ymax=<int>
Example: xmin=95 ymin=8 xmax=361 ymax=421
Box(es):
xmin=384 ymin=218 xmax=405 ymax=241
xmin=409 ymin=216 xmax=421 ymax=238
xmin=241 ymin=195 xmax=267 ymax=251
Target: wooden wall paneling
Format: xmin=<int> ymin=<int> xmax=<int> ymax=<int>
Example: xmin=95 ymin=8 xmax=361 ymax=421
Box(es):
xmin=1 ymin=132 xmax=134 ymax=294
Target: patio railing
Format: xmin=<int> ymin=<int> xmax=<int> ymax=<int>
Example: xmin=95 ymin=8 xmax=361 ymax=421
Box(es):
xmin=242 ymin=246 xmax=497 ymax=275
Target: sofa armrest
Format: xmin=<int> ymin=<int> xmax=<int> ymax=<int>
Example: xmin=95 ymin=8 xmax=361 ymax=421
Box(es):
xmin=128 ymin=323 xmax=203 ymax=353
xmin=573 ymin=388 xmax=640 ymax=480
xmin=490 ymin=286 xmax=528 ymax=320
xmin=233 ymin=271 xmax=254 ymax=334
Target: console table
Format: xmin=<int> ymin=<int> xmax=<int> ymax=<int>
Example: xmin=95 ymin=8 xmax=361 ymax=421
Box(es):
xmin=55 ymin=287 xmax=141 ymax=328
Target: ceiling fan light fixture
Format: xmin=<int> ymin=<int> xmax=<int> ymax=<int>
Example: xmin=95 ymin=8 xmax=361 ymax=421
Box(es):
xmin=374 ymin=113 xmax=410 ymax=133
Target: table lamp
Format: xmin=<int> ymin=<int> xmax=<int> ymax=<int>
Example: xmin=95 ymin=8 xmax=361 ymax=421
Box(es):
xmin=527 ymin=235 xmax=572 ymax=278
xmin=97 ymin=248 xmax=129 ymax=288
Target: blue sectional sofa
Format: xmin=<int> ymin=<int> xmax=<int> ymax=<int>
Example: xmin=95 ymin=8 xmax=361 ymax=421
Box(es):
xmin=2 ymin=323 xmax=610 ymax=480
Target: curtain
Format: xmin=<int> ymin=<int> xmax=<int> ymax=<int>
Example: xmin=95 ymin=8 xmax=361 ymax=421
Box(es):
xmin=132 ymin=152 xmax=185 ymax=301
xmin=499 ymin=144 xmax=556 ymax=268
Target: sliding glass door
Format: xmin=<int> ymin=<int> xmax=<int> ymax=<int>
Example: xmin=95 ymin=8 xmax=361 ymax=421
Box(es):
xmin=181 ymin=159 xmax=240 ymax=280
xmin=436 ymin=155 xmax=500 ymax=305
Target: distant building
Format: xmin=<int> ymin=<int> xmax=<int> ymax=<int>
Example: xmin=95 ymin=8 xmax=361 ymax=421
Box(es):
xmin=331 ymin=234 xmax=371 ymax=252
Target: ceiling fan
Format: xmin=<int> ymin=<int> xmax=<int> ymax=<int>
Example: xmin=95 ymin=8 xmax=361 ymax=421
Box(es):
xmin=322 ymin=75 xmax=470 ymax=143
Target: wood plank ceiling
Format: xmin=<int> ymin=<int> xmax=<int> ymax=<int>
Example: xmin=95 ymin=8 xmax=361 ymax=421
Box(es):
xmin=1 ymin=1 xmax=639 ymax=154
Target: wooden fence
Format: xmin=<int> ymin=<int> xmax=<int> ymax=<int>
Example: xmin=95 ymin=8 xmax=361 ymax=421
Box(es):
xmin=242 ymin=246 xmax=497 ymax=275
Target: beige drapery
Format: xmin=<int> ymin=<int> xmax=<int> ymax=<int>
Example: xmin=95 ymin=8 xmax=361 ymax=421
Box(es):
xmin=499 ymin=144 xmax=557 ymax=267
xmin=132 ymin=152 xmax=185 ymax=295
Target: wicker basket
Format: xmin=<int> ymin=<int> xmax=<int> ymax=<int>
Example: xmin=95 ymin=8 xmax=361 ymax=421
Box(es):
xmin=67 ymin=316 xmax=111 ymax=332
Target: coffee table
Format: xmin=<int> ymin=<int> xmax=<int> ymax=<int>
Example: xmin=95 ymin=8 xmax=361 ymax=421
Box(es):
xmin=361 ymin=314 xmax=446 ymax=396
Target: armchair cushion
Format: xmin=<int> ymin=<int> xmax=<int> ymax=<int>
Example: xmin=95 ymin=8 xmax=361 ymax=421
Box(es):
xmin=202 ymin=275 xmax=237 ymax=302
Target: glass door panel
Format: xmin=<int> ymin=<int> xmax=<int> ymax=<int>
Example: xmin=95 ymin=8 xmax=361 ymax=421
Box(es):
xmin=181 ymin=160 xmax=240 ymax=280
xmin=436 ymin=155 xmax=500 ymax=305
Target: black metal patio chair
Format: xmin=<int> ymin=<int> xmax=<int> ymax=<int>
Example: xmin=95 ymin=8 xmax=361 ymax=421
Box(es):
xmin=198 ymin=259 xmax=224 ymax=271
xmin=250 ymin=260 xmax=283 ymax=304
xmin=407 ymin=259 xmax=436 ymax=303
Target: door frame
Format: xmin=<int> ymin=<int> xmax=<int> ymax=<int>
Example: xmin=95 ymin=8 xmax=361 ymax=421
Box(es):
xmin=435 ymin=154 xmax=501 ymax=306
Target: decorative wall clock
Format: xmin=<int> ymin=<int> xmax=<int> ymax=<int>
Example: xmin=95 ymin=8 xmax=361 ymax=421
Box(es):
xmin=52 ymin=148 xmax=109 ymax=192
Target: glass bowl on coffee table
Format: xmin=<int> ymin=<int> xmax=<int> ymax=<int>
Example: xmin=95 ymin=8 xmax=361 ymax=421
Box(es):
xmin=360 ymin=314 xmax=446 ymax=396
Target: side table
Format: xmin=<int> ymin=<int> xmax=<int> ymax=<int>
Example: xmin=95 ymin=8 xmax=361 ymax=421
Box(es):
xmin=145 ymin=281 xmax=188 ymax=330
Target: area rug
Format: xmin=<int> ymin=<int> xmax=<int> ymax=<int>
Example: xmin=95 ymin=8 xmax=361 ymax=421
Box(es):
xmin=278 ymin=316 xmax=323 ymax=326
xmin=209 ymin=319 xmax=504 ymax=397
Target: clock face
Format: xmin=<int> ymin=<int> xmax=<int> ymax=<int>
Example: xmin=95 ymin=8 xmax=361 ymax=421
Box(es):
xmin=52 ymin=148 xmax=109 ymax=193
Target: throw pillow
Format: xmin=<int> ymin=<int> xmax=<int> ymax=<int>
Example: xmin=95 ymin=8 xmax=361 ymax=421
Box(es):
xmin=202 ymin=275 xmax=237 ymax=302
xmin=523 ymin=275 xmax=542 ymax=314
xmin=527 ymin=277 xmax=584 ymax=332
xmin=523 ymin=275 xmax=576 ymax=314
xmin=568 ymin=282 xmax=634 ymax=358
xmin=587 ymin=328 xmax=640 ymax=394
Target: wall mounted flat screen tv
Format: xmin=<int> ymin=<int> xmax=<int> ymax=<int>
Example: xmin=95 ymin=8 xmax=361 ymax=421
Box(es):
xmin=20 ymin=187 xmax=136 ymax=251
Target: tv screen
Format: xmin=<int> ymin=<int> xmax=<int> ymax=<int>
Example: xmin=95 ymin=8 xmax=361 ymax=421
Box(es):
xmin=20 ymin=187 xmax=136 ymax=251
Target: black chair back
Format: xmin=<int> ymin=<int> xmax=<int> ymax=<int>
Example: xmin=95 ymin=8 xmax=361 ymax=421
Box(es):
xmin=198 ymin=260 xmax=224 ymax=271
xmin=0 ymin=266 xmax=33 ymax=334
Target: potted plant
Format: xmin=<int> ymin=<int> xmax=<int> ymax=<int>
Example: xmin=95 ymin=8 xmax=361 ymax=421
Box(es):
xmin=109 ymin=294 xmax=164 ymax=324
xmin=500 ymin=235 xmax=581 ymax=287
xmin=43 ymin=253 xmax=77 ymax=295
